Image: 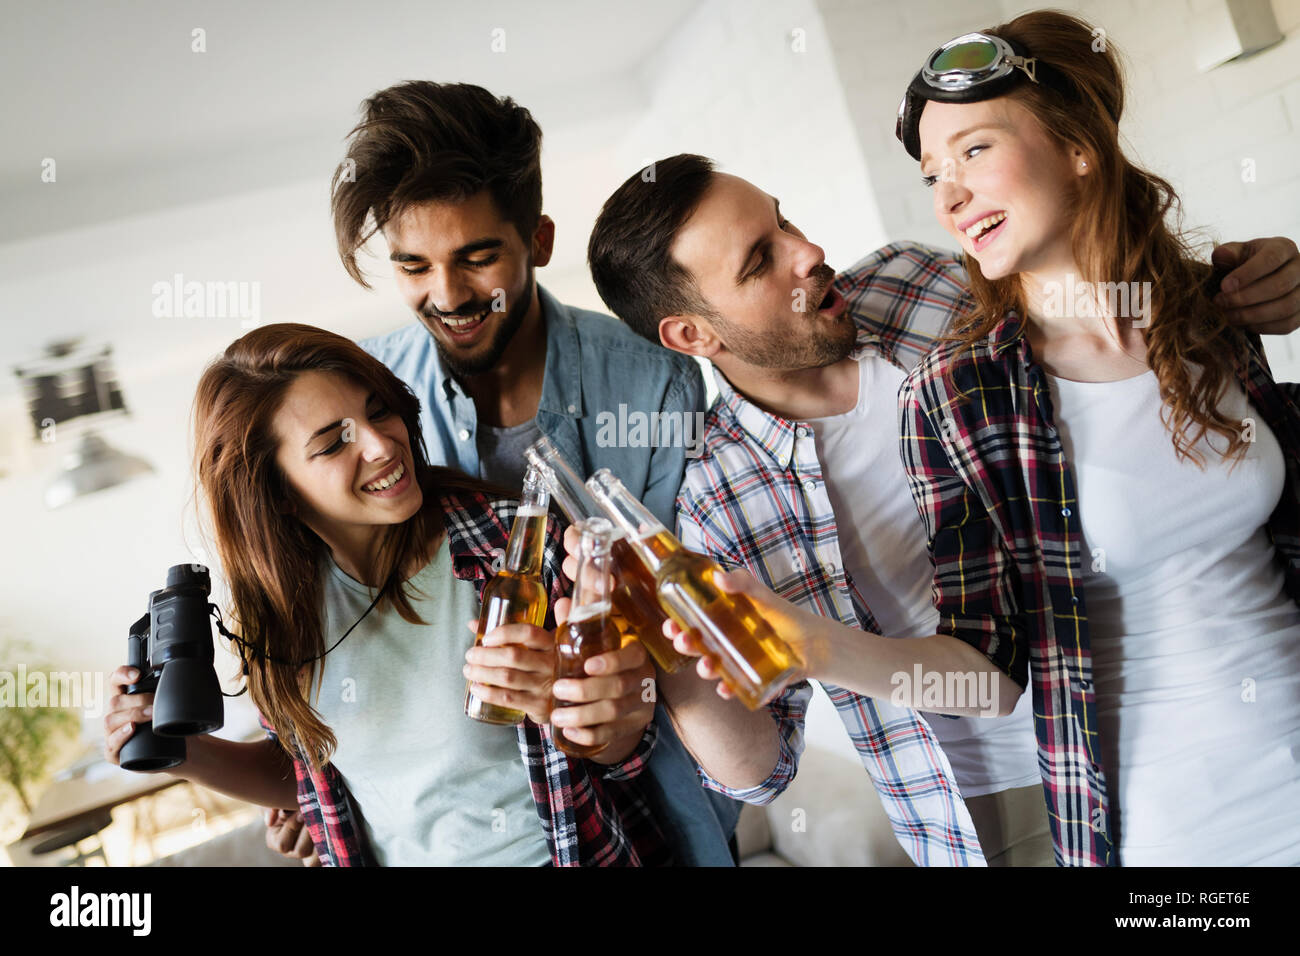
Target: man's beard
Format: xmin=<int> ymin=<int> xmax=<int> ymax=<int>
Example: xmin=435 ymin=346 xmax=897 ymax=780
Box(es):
xmin=424 ymin=271 xmax=536 ymax=378
xmin=713 ymin=265 xmax=856 ymax=370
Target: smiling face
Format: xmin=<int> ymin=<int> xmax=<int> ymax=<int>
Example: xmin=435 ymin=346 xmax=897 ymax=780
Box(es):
xmin=667 ymin=173 xmax=854 ymax=371
xmin=918 ymin=96 xmax=1082 ymax=281
xmin=385 ymin=190 xmax=553 ymax=377
xmin=272 ymin=370 xmax=423 ymax=546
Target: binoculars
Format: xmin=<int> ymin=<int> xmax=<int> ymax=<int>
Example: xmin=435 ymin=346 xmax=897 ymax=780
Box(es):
xmin=118 ymin=564 xmax=225 ymax=772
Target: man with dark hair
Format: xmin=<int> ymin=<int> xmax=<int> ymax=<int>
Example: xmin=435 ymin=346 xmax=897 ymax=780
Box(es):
xmin=587 ymin=156 xmax=720 ymax=344
xmin=587 ymin=153 xmax=1300 ymax=865
xmin=333 ymin=83 xmax=701 ymax=507
xmin=266 ymin=87 xmax=739 ymax=866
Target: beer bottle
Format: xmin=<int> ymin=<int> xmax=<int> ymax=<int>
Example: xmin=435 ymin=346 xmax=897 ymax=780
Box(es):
xmin=524 ymin=436 xmax=690 ymax=673
xmin=465 ymin=467 xmax=550 ymax=725
xmin=586 ymin=469 xmax=804 ymax=710
xmin=552 ymin=517 xmax=624 ymax=758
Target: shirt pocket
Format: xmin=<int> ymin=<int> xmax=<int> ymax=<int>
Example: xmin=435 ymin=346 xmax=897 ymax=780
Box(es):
xmin=764 ymin=547 xmax=826 ymax=599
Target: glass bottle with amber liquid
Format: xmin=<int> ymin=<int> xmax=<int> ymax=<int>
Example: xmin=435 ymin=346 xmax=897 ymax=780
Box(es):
xmin=464 ymin=467 xmax=550 ymax=725
xmin=524 ymin=436 xmax=690 ymax=673
xmin=587 ymin=468 xmax=804 ymax=710
xmin=551 ymin=517 xmax=624 ymax=758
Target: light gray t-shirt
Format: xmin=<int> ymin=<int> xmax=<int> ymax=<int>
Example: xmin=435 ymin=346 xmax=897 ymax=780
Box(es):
xmin=477 ymin=417 xmax=544 ymax=489
xmin=312 ymin=536 xmax=550 ymax=866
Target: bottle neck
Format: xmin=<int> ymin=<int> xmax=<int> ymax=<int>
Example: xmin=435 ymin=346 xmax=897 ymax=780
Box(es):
xmin=587 ymin=473 xmax=667 ymax=544
xmin=528 ymin=441 xmax=597 ymax=526
xmin=570 ymin=539 xmax=613 ymax=616
xmin=504 ymin=473 xmax=549 ymax=575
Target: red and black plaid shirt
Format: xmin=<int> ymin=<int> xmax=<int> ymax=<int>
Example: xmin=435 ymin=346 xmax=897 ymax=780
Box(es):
xmin=258 ymin=490 xmax=671 ymax=866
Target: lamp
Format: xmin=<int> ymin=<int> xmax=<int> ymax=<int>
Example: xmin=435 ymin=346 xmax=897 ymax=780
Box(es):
xmin=12 ymin=339 xmax=155 ymax=509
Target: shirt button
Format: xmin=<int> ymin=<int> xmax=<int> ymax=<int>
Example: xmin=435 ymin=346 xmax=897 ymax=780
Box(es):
xmin=1061 ymin=507 xmax=1072 ymax=517
xmin=458 ymin=428 xmax=471 ymax=441
xmin=1071 ymin=595 xmax=1079 ymax=606
xmin=797 ymin=427 xmax=809 ymax=438
xmin=567 ymin=404 xmax=577 ymax=414
xmin=803 ymin=479 xmax=817 ymax=492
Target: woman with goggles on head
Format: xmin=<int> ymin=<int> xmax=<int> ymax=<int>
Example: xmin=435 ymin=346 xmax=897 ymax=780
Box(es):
xmin=893 ymin=10 xmax=1300 ymax=865
xmin=100 ymin=323 xmax=666 ymax=866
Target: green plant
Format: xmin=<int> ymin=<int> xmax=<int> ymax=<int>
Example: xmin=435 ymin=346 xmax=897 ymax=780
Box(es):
xmin=0 ymin=640 xmax=83 ymax=816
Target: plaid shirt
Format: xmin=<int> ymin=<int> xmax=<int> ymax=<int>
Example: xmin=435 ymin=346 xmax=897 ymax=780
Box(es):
xmin=898 ymin=306 xmax=1300 ymax=866
xmin=258 ymin=489 xmax=671 ymax=866
xmin=675 ymin=243 xmax=985 ymax=866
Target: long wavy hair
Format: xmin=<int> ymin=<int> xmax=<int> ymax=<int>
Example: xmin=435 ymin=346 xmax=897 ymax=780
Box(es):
xmin=943 ymin=10 xmax=1248 ymax=465
xmin=192 ymin=323 xmax=498 ymax=768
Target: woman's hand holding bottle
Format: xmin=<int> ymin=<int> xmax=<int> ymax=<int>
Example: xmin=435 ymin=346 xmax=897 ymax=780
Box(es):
xmin=462 ymin=621 xmax=556 ymax=725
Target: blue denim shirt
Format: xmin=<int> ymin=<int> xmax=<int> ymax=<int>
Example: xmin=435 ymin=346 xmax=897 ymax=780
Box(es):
xmin=361 ymin=284 xmax=741 ymax=865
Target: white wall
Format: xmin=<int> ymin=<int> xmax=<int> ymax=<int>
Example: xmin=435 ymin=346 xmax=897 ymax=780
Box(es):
xmin=618 ymin=0 xmax=889 ymax=285
xmin=818 ymin=0 xmax=1009 ymax=251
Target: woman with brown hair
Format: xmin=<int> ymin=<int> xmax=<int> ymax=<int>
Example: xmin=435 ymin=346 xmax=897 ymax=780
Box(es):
xmin=894 ymin=11 xmax=1300 ymax=864
xmin=102 ymin=322 xmax=665 ymax=866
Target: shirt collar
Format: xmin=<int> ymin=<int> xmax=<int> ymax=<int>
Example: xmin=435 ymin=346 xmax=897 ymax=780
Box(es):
xmin=432 ymin=283 xmax=582 ymax=419
xmin=711 ymin=364 xmax=790 ymax=467
xmin=710 ymin=314 xmax=883 ymax=471
xmin=434 ymin=346 xmax=459 ymax=402
xmin=537 ymin=284 xmax=583 ymax=418
xmin=439 ymin=489 xmax=510 ymax=582
xmin=989 ymin=308 xmax=1029 ymax=364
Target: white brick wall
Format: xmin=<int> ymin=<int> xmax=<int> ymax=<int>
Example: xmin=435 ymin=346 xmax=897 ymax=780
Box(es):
xmin=817 ymin=0 xmax=1300 ymax=374
xmin=614 ymin=0 xmax=889 ymax=287
xmin=816 ymin=0 xmax=1006 ymax=249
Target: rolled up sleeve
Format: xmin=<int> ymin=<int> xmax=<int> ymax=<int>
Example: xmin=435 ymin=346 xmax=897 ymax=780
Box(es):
xmin=675 ymin=491 xmax=813 ymax=804
xmin=695 ymin=679 xmax=812 ymax=805
xmin=595 ymin=721 xmax=658 ymax=782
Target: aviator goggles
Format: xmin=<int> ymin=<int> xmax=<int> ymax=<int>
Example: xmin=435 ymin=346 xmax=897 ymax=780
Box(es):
xmin=895 ymin=31 xmax=1077 ymax=161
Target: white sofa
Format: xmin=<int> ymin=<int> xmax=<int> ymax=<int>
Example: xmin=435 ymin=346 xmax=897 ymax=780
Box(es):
xmin=735 ymin=743 xmax=913 ymax=867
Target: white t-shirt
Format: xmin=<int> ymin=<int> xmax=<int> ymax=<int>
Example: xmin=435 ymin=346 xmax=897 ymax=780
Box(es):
xmin=1047 ymin=369 xmax=1300 ymax=865
xmin=807 ymin=353 xmax=1040 ymax=797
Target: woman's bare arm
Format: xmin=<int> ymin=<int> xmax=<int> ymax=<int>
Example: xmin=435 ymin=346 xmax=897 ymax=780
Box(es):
xmin=104 ymin=664 xmax=300 ymax=809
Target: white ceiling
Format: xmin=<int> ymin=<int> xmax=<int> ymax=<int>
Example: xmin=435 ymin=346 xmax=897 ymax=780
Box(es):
xmin=0 ymin=0 xmax=697 ymax=243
